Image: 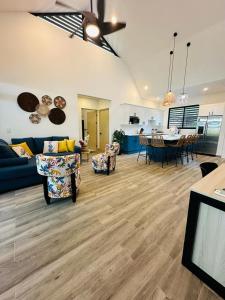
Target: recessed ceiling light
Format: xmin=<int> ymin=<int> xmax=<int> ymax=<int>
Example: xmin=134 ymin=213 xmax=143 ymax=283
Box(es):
xmin=144 ymin=85 xmax=149 ymax=91
xmin=111 ymin=16 xmax=117 ymax=25
xmin=203 ymin=87 xmax=209 ymax=92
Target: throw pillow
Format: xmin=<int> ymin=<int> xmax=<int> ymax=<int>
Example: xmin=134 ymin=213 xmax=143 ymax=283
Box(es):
xmin=10 ymin=142 xmax=33 ymax=156
xmin=11 ymin=146 xmax=31 ymax=158
xmin=58 ymin=140 xmax=68 ymax=152
xmin=65 ymin=139 xmax=75 ymax=152
xmin=43 ymin=141 xmax=58 ymax=154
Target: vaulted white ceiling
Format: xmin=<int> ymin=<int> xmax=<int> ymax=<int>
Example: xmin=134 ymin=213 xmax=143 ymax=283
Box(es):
xmin=1 ymin=0 xmax=225 ymax=101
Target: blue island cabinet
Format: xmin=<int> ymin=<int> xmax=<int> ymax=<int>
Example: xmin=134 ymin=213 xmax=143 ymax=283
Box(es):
xmin=122 ymin=135 xmax=140 ymax=154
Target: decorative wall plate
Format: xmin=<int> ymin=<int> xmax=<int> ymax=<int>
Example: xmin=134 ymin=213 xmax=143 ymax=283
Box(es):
xmin=48 ymin=108 xmax=66 ymax=125
xmin=36 ymin=104 xmax=50 ymax=116
xmin=54 ymin=96 xmax=66 ymax=109
xmin=29 ymin=113 xmax=41 ymax=124
xmin=17 ymin=92 xmax=39 ymax=112
xmin=42 ymin=95 xmax=52 ymax=106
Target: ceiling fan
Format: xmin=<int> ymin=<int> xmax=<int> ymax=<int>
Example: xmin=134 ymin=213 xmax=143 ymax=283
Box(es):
xmin=55 ymin=0 xmax=126 ymax=45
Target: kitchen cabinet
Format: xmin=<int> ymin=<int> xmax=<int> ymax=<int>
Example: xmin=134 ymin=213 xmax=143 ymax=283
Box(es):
xmin=199 ymin=103 xmax=224 ymax=116
xmin=122 ymin=135 xmax=140 ymax=154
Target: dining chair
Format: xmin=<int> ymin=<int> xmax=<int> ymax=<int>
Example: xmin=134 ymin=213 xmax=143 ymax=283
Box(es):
xmin=137 ymin=135 xmax=151 ymax=164
xmin=149 ymin=134 xmax=168 ymax=168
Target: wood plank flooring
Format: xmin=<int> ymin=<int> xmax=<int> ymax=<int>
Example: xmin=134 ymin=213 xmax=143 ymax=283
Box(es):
xmin=0 ymin=154 xmax=223 ymax=300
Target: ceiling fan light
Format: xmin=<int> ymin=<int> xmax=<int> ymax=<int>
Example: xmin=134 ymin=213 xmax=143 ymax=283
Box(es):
xmin=85 ymin=24 xmax=100 ymax=38
xmin=163 ymin=91 xmax=176 ymax=106
xmin=111 ymin=16 xmax=117 ymax=25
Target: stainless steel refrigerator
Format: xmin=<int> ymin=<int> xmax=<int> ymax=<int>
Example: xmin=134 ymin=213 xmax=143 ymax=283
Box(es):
xmin=196 ymin=115 xmax=223 ymax=155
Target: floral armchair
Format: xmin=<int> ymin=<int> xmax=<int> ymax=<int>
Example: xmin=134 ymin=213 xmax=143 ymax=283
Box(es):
xmin=36 ymin=154 xmax=81 ymax=205
xmin=92 ymin=142 xmax=120 ymax=175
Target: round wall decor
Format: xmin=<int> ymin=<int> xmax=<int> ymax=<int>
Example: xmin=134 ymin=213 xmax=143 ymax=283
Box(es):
xmin=17 ymin=92 xmax=39 ymax=112
xmin=42 ymin=95 xmax=52 ymax=106
xmin=29 ymin=113 xmax=41 ymax=124
xmin=36 ymin=104 xmax=50 ymax=116
xmin=54 ymin=96 xmax=66 ymax=109
xmin=48 ymin=108 xmax=66 ymax=125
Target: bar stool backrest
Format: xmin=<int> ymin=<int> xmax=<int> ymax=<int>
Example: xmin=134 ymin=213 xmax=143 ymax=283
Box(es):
xmin=151 ymin=134 xmax=165 ymax=147
xmin=139 ymin=135 xmax=149 ymax=146
xmin=186 ymin=135 xmax=194 ymax=145
xmin=177 ymin=135 xmax=186 ymax=147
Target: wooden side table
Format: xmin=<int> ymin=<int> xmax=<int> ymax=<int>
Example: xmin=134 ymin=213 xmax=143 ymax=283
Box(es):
xmin=81 ymin=147 xmax=90 ymax=162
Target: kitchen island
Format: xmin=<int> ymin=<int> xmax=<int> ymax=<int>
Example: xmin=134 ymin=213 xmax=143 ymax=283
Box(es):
xmin=182 ymin=163 xmax=225 ymax=299
xmin=122 ymin=134 xmax=180 ymax=154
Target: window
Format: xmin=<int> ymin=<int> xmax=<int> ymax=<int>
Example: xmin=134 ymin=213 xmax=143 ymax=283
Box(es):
xmin=32 ymin=12 xmax=118 ymax=57
xmin=168 ymin=105 xmax=199 ymax=129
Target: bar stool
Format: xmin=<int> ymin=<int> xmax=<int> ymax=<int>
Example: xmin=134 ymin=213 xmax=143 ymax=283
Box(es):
xmin=168 ymin=135 xmax=186 ymax=166
xmin=149 ymin=135 xmax=168 ymax=168
xmin=137 ymin=135 xmax=151 ymax=164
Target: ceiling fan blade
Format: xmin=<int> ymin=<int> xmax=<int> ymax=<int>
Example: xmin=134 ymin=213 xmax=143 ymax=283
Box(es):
xmin=55 ymin=0 xmax=76 ymax=10
xmin=97 ymin=0 xmax=105 ymax=23
xmin=101 ymin=22 xmax=126 ymax=36
xmin=91 ymin=35 xmax=102 ymax=46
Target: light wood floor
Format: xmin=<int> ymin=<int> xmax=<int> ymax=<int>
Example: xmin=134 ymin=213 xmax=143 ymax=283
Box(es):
xmin=0 ymin=154 xmax=223 ymax=300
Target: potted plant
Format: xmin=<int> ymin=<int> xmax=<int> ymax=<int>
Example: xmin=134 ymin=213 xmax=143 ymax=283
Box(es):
xmin=112 ymin=129 xmax=125 ymax=154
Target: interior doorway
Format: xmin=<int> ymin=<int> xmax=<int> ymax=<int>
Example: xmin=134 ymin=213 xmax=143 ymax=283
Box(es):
xmin=79 ymin=95 xmax=110 ymax=152
xmin=84 ymin=109 xmax=97 ymax=151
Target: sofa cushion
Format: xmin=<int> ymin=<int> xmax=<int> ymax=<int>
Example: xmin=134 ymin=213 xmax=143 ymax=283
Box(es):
xmin=11 ymin=137 xmax=36 ymax=154
xmin=52 ymin=136 xmax=69 ymax=141
xmin=0 ymin=157 xmax=28 ymax=167
xmin=33 ymin=137 xmax=52 ymax=154
xmin=0 ymin=156 xmax=37 ymax=180
xmin=0 ymin=143 xmax=18 ymax=159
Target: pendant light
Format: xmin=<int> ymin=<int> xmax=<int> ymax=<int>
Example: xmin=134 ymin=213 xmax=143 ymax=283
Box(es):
xmin=177 ymin=42 xmax=191 ymax=104
xmin=163 ymin=32 xmax=178 ymax=106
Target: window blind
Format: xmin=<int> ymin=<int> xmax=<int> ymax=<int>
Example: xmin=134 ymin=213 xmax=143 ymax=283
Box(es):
xmin=168 ymin=105 xmax=199 ymax=129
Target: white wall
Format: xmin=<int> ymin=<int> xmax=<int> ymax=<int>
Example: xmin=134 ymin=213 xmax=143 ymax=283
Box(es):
xmin=120 ymin=103 xmax=163 ymax=135
xmin=0 ymin=12 xmax=153 ymax=143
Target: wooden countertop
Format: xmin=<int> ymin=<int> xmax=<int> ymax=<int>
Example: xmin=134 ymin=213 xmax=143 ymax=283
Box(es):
xmin=191 ymin=163 xmax=225 ymax=203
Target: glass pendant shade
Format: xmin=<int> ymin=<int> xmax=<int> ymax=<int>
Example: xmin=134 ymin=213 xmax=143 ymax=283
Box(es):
xmin=163 ymin=91 xmax=176 ymax=106
xmin=177 ymin=92 xmax=189 ymax=104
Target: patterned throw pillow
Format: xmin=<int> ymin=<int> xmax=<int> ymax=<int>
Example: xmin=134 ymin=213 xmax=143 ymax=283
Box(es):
xmin=10 ymin=142 xmax=33 ymax=156
xmin=11 ymin=146 xmax=31 ymax=159
xmin=43 ymin=141 xmax=58 ymax=154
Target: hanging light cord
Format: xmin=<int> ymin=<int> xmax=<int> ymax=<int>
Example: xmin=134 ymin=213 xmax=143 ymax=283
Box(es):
xmin=182 ymin=42 xmax=191 ymax=95
xmin=90 ymin=0 xmax=93 ymax=12
xmin=167 ymin=51 xmax=173 ymax=92
xmin=169 ymin=32 xmax=177 ymax=92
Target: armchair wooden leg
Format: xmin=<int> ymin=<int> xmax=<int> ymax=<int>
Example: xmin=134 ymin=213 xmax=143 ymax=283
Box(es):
xmin=42 ymin=177 xmax=51 ymax=205
xmin=107 ymin=156 xmax=110 ymax=175
xmin=71 ymin=173 xmax=77 ymax=203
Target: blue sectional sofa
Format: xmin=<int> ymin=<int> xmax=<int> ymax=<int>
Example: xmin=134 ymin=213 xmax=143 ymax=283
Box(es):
xmin=0 ymin=136 xmax=81 ymax=194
